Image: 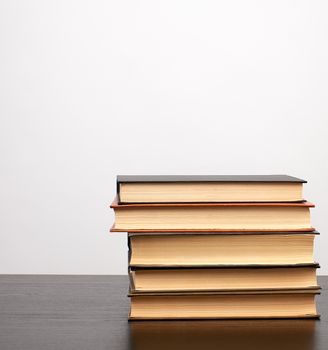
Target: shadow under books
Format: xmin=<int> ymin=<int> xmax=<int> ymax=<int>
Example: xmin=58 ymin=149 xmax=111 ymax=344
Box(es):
xmin=128 ymin=319 xmax=318 ymax=350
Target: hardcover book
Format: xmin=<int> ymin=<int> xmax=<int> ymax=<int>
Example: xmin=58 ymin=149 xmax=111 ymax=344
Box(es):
xmin=109 ymin=174 xmax=320 ymax=321
xmin=128 ymin=232 xmax=318 ymax=267
xmin=129 ymin=264 xmax=320 ymax=292
xmin=117 ymin=175 xmax=306 ymax=203
xmin=128 ymin=290 xmax=320 ymax=320
xmin=111 ymin=199 xmax=314 ymax=232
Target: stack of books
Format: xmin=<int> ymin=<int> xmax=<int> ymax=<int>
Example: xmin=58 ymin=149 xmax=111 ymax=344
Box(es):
xmin=111 ymin=175 xmax=320 ymax=320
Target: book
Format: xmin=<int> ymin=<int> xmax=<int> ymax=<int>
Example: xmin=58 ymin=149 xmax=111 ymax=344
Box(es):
xmin=129 ymin=265 xmax=319 ymax=292
xmin=128 ymin=290 xmax=320 ymax=319
xmin=117 ymin=175 xmax=306 ymax=203
xmin=111 ymin=200 xmax=314 ymax=232
xmin=110 ymin=174 xmax=320 ymax=321
xmin=128 ymin=233 xmax=318 ymax=267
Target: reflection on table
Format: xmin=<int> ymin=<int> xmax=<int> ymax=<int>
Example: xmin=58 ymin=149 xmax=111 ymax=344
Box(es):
xmin=129 ymin=319 xmax=317 ymax=350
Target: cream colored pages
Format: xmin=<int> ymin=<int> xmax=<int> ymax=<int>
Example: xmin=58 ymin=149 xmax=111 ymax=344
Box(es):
xmin=114 ymin=206 xmax=311 ymax=230
xmin=130 ymin=234 xmax=315 ymax=266
xmin=132 ymin=267 xmax=318 ymax=291
xmin=120 ymin=182 xmax=303 ymax=202
xmin=130 ymin=294 xmax=317 ymax=318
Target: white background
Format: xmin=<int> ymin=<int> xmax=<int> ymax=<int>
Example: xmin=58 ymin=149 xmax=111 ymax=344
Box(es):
xmin=1 ymin=1 xmax=327 ymax=274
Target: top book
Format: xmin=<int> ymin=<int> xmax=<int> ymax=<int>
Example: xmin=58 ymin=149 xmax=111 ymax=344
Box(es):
xmin=117 ymin=175 xmax=306 ymax=204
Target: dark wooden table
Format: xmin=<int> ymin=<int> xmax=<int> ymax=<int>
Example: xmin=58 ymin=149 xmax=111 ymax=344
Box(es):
xmin=0 ymin=275 xmax=327 ymax=350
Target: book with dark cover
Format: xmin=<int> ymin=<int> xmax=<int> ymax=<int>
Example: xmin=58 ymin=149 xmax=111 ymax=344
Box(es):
xmin=128 ymin=289 xmax=320 ymax=320
xmin=116 ymin=175 xmax=307 ymax=204
xmin=129 ymin=262 xmax=321 ymax=269
xmin=127 ymin=233 xmax=317 ymax=267
xmin=128 ymin=289 xmax=321 ymax=297
xmin=128 ymin=264 xmax=320 ymax=293
xmin=127 ymin=230 xmax=320 ymax=237
xmin=117 ymin=174 xmax=306 ymax=185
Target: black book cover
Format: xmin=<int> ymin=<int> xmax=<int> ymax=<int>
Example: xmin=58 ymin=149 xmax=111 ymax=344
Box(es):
xmin=129 ymin=262 xmax=321 ymax=270
xmin=128 ymin=288 xmax=321 ymax=297
xmin=117 ymin=174 xmax=306 ymax=184
xmin=116 ymin=175 xmax=307 ymax=203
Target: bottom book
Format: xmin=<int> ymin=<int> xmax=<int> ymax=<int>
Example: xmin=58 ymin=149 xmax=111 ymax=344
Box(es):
xmin=128 ymin=290 xmax=320 ymax=320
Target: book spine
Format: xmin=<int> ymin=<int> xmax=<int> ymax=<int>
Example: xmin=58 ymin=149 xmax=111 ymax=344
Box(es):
xmin=128 ymin=269 xmax=136 ymax=292
xmin=116 ymin=178 xmax=121 ymax=203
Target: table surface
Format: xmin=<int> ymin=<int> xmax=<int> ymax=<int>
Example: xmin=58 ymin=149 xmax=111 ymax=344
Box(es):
xmin=0 ymin=275 xmax=327 ymax=350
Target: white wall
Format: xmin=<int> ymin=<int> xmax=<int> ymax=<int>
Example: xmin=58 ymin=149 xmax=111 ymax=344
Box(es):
xmin=1 ymin=0 xmax=327 ymax=274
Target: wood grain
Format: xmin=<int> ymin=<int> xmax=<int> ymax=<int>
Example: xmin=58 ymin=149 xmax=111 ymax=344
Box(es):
xmin=0 ymin=275 xmax=327 ymax=350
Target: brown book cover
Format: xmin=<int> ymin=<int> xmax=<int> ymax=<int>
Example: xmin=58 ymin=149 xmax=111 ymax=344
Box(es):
xmin=111 ymin=196 xmax=314 ymax=208
xmin=126 ymin=230 xmax=320 ymax=237
xmin=110 ymin=198 xmax=315 ymax=232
